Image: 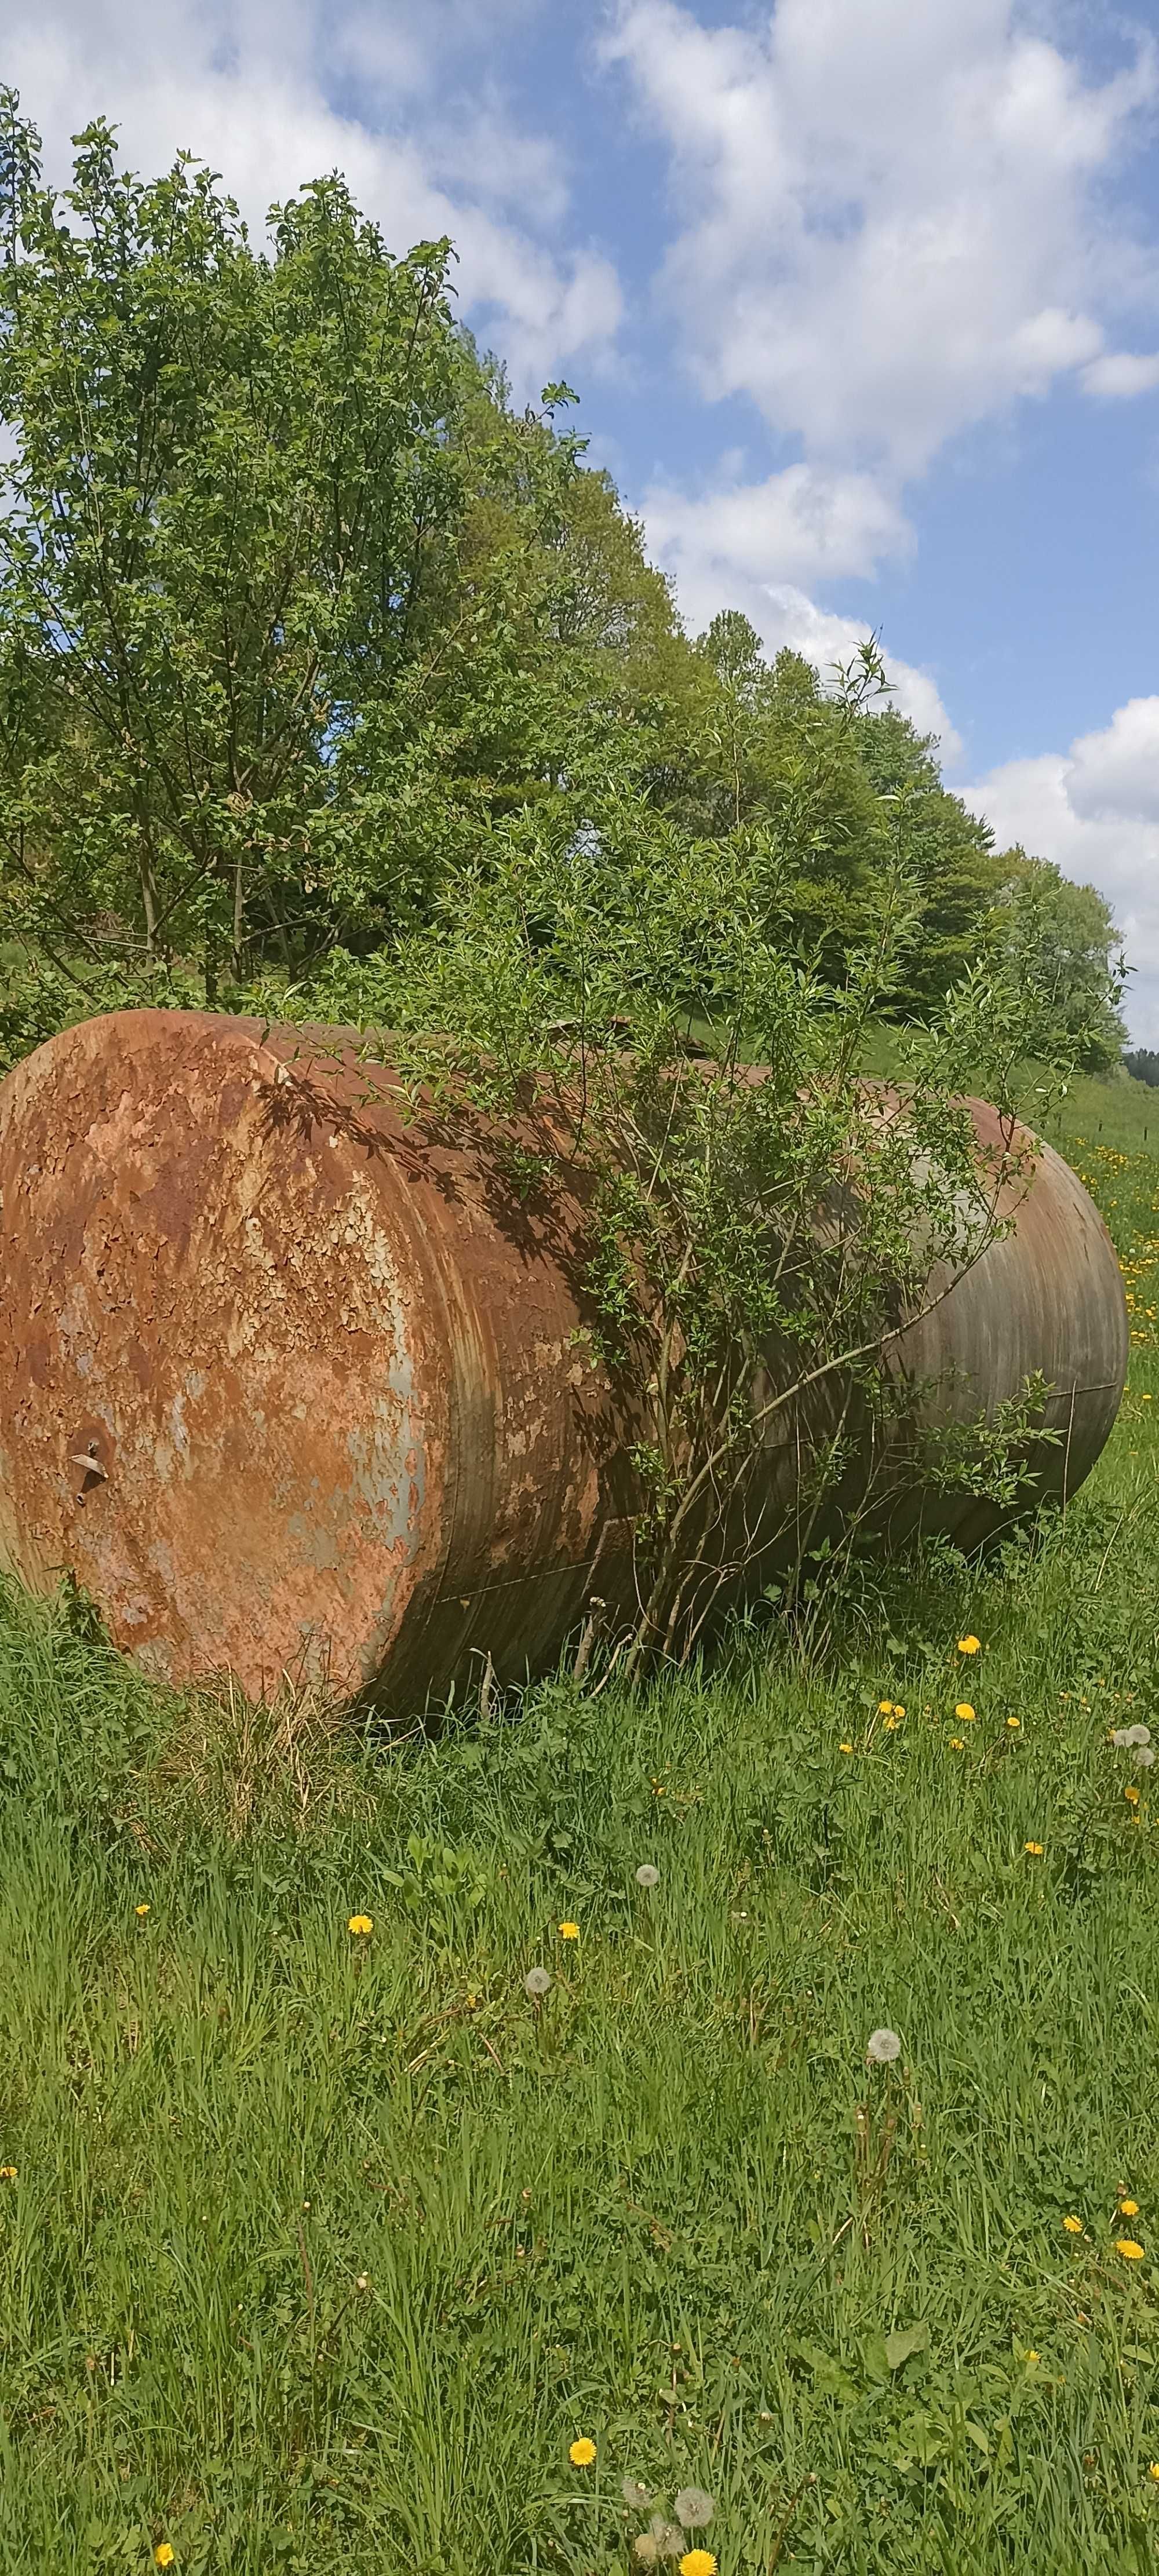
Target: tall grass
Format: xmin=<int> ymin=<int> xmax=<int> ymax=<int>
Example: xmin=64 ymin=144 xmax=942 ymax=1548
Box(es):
xmin=0 ymin=1097 xmax=1156 ymax=2572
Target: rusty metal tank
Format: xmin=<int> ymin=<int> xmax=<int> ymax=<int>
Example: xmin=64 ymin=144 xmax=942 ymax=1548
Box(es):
xmin=0 ymin=1010 xmax=1128 ymax=1708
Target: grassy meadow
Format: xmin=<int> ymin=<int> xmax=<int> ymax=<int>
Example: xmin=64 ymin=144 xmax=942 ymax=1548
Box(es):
xmin=0 ymin=1081 xmax=1158 ymax=2573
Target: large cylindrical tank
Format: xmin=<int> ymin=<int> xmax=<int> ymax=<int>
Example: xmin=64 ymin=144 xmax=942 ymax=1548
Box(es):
xmin=0 ymin=1010 xmax=1128 ymax=1707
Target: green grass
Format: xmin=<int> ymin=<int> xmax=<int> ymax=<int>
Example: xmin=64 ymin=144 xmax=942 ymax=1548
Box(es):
xmin=1 ymin=1094 xmax=1158 ymax=2573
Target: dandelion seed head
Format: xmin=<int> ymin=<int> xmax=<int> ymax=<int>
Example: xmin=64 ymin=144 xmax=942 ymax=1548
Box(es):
xmin=675 ymin=2486 xmax=715 ymax=2528
xmin=635 ymin=1864 xmax=661 ymax=1888
xmin=866 ymin=2027 xmax=902 ymax=2065
xmin=651 ymin=2524 xmax=684 ymax=2560
xmin=524 ymin=1966 xmax=552 ymax=1997
xmin=634 ymin=2540 xmax=659 ymax=2568
xmin=1137 ymin=1747 xmax=1156 ymax=1769
xmin=1127 ymin=1726 xmax=1151 ymax=1748
xmin=622 ymin=2477 xmax=653 ymax=2509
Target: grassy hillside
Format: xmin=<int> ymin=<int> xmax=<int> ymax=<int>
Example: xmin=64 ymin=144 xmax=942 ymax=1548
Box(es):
xmin=0 ymin=1096 xmax=1156 ymax=2573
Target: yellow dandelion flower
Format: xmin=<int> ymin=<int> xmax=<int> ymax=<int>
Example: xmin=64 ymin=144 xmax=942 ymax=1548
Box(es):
xmin=1150 ymin=2462 xmax=1159 ymax=2483
xmin=883 ymin=1713 xmax=900 ymax=1731
xmin=1125 ymin=1786 xmax=1140 ymax=1805
xmin=949 ymin=1736 xmax=965 ymax=1748
xmin=569 ymin=2437 xmax=596 ymax=2467
xmin=348 ymin=1914 xmax=374 ymax=1936
xmin=1025 ymin=2349 xmax=1040 ymax=2364
xmin=1063 ymin=2214 xmax=1084 ymax=2234
xmin=957 ymin=1635 xmax=981 ymax=1654
xmin=1007 ymin=1715 xmax=1020 ymax=1730
xmin=839 ymin=1742 xmax=854 ymax=1754
xmin=1024 ymin=1841 xmax=1044 ymax=1856
xmin=680 ymin=2555 xmax=717 ymax=2576
xmin=1117 ymin=2238 xmax=1145 ymax=2261
xmin=557 ymin=1921 xmax=580 ymax=1940
xmin=1121 ymin=2199 xmax=1140 ymax=2217
xmin=878 ymin=1699 xmax=894 ymax=1714
xmin=0 ymin=2166 xmax=16 ymax=2182
xmin=134 ymin=1902 xmax=150 ymax=1918
xmin=955 ymin=1703 xmax=975 ymax=1721
xmin=154 ymin=2551 xmax=176 ymax=2571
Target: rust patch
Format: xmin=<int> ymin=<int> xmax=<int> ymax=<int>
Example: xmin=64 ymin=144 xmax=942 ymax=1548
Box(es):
xmin=0 ymin=1012 xmax=643 ymax=1706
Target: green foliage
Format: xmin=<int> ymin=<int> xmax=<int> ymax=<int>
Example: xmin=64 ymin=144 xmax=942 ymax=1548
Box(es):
xmin=0 ymin=94 xmax=1128 ymax=1067
xmin=851 ymin=705 xmax=1007 ymax=1008
xmin=0 ymin=94 xmax=681 ymax=1005
xmin=1125 ymin=1049 xmax=1159 ymax=1089
xmin=991 ymin=854 xmax=1127 ymax=1071
xmin=311 ymin=640 xmax=1091 ymax=1673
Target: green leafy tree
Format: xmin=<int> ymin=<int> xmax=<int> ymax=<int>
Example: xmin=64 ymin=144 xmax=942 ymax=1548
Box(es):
xmin=663 ymin=618 xmax=885 ymax=975
xmin=851 ymin=705 xmax=1005 ymax=1009
xmin=0 ymin=100 xmax=483 ymax=992
xmin=0 ymin=97 xmax=661 ymax=1005
xmin=992 ymin=854 xmax=1126 ymax=1071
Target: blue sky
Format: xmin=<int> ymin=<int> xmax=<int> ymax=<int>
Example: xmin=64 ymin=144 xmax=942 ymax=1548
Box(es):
xmin=7 ymin=0 xmax=1159 ymax=1033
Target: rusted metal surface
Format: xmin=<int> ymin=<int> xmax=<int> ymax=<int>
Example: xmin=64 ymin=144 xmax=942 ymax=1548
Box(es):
xmin=0 ymin=1012 xmax=1128 ymax=1708
xmin=885 ymin=1100 xmax=1129 ymax=1551
xmin=0 ymin=1009 xmax=644 ymax=1705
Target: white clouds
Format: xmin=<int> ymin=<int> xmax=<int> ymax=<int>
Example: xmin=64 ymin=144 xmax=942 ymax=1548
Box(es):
xmin=606 ymin=0 xmax=1159 ymax=472
xmin=964 ymin=700 xmax=1159 ymax=1042
xmin=1081 ymin=351 xmax=1159 ymax=400
xmin=607 ymin=0 xmax=1159 ymax=826
xmin=1066 ymin=697 xmax=1159 ymax=827
xmin=6 ymin=0 xmax=622 ymax=388
xmin=643 ymin=464 xmax=912 ymax=592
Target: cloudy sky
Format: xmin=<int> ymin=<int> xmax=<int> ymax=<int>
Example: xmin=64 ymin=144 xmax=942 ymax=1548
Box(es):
xmin=6 ymin=0 xmax=1159 ymax=1035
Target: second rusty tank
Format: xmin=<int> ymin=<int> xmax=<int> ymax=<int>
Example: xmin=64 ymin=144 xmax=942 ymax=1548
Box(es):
xmin=0 ymin=1009 xmax=1128 ymax=1707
